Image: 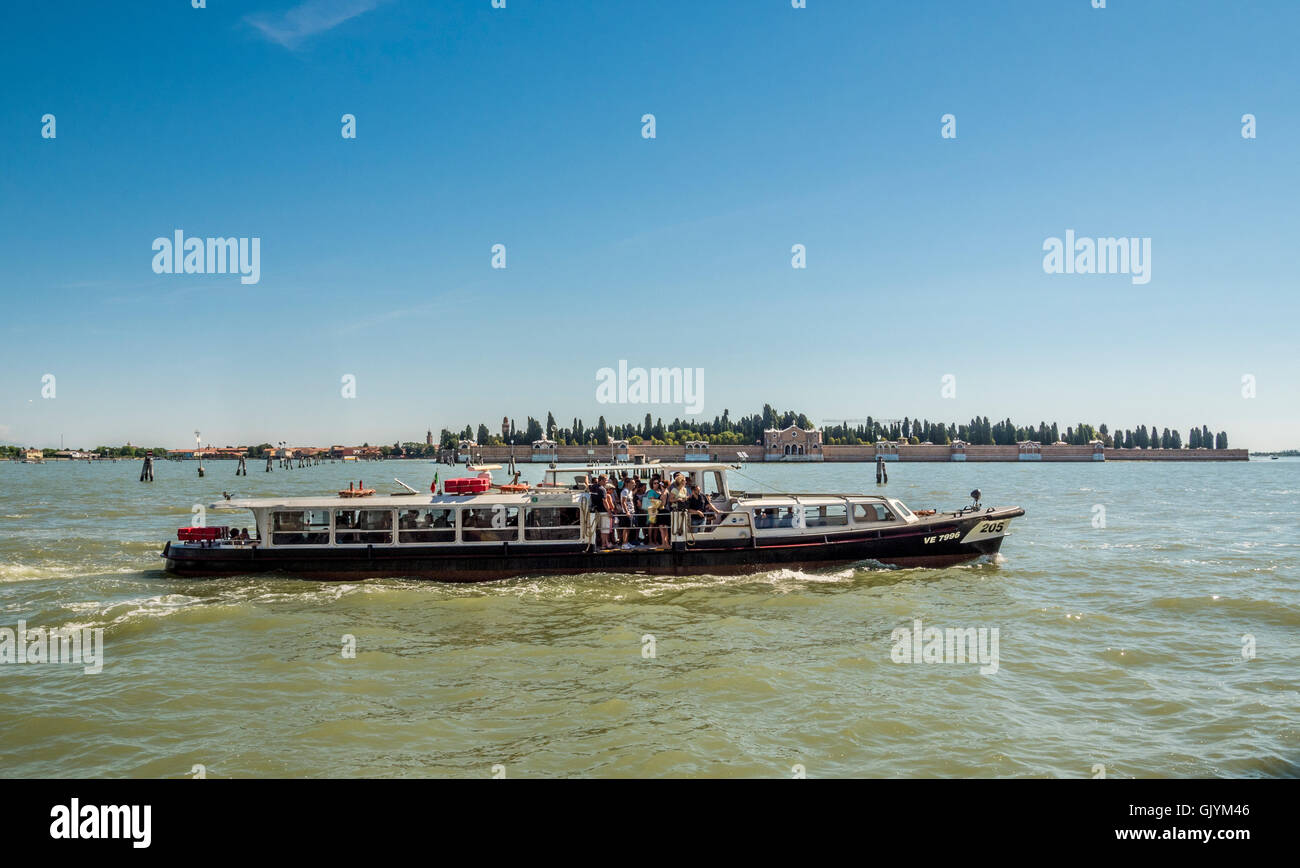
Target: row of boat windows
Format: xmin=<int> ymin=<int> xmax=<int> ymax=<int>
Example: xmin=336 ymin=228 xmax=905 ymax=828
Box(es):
xmin=755 ymin=502 xmax=895 ymax=529
xmin=268 ymin=502 xmax=897 ymax=546
xmin=271 ymin=507 xmax=583 ymax=545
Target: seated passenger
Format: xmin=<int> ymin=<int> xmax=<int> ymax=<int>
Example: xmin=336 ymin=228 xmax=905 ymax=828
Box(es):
xmin=686 ymin=485 xmax=720 ymax=528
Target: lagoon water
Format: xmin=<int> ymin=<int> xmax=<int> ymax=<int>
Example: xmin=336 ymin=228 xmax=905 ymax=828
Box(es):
xmin=1 ymin=458 xmax=1296 ymax=778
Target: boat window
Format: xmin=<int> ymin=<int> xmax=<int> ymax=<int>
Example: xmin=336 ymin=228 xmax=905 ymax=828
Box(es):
xmin=271 ymin=509 xmax=330 ymax=545
xmin=397 ymin=508 xmax=457 ymax=543
xmin=335 ymin=509 xmax=393 ymax=544
xmin=853 ymin=503 xmax=895 ymax=523
xmin=702 ymin=470 xmax=725 ymax=499
xmin=889 ymin=500 xmax=914 ymax=519
xmin=524 ymin=506 xmax=582 ymax=541
xmin=461 ymin=506 xmax=520 ymax=542
xmin=804 ymin=504 xmax=848 ymax=527
xmin=753 ymin=506 xmax=798 ymax=531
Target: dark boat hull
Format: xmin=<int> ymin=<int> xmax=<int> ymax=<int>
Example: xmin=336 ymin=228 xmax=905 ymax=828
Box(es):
xmin=161 ymin=507 xmax=1024 ymax=582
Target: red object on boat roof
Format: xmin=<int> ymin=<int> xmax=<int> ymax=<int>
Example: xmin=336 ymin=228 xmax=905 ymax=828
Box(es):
xmin=177 ymin=526 xmax=225 ymax=541
xmin=444 ymin=477 xmax=490 ymax=494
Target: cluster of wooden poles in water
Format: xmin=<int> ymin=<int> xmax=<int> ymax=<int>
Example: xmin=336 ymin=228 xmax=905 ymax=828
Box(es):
xmin=139 ymin=453 xmax=332 ymax=481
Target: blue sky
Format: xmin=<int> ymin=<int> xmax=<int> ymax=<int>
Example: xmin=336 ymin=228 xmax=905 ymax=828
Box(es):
xmin=1 ymin=0 xmax=1297 ymax=449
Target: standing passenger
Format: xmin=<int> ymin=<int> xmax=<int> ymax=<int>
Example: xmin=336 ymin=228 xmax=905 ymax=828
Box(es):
xmin=633 ymin=481 xmax=649 ymax=545
xmin=588 ymin=474 xmax=612 ymax=548
xmin=619 ymin=482 xmax=635 ymax=548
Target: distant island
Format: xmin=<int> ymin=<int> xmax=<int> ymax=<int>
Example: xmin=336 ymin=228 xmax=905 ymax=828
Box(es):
xmin=429 ymin=406 xmax=1230 ymax=452
xmin=0 ymin=404 xmax=1235 ymax=458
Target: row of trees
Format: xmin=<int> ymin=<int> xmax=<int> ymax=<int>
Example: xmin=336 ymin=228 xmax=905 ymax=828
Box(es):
xmin=439 ymin=406 xmax=816 ymax=449
xmin=0 ymin=445 xmax=172 ymax=459
xmin=432 ymin=407 xmax=1231 ymax=450
xmin=1114 ymin=426 xmax=1228 ymax=450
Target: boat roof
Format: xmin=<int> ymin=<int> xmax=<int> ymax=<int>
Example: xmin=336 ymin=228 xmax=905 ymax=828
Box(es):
xmin=740 ymin=493 xmax=895 ymax=505
xmin=213 ymin=491 xmax=579 ymax=510
xmin=545 ymin=461 xmax=740 ymax=473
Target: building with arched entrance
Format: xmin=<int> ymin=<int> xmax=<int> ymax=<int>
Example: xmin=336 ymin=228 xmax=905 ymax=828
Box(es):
xmin=763 ymin=425 xmax=824 ymax=461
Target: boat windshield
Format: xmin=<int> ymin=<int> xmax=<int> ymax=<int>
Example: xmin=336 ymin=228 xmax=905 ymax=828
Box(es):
xmin=888 ymin=499 xmax=915 ymax=520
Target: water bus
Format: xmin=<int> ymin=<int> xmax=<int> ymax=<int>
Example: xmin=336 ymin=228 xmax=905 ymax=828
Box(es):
xmin=160 ymin=462 xmax=1024 ymax=581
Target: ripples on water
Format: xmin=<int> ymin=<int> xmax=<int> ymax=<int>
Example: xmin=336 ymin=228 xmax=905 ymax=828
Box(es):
xmin=1 ymin=459 xmax=1296 ymax=778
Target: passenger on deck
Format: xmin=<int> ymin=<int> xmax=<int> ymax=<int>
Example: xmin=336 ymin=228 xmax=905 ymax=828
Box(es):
xmin=588 ymin=474 xmax=613 ymax=548
xmin=633 ymin=481 xmax=649 ymax=545
xmin=618 ymin=481 xmax=635 ymax=548
xmin=664 ymin=474 xmax=690 ymax=539
xmin=686 ymin=485 xmax=720 ymax=529
xmin=667 ymin=473 xmax=690 ymax=511
xmin=643 ymin=481 xmax=662 ymax=546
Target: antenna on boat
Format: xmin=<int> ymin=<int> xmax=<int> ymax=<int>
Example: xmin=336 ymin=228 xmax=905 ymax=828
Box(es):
xmin=393 ymin=478 xmax=419 ymax=494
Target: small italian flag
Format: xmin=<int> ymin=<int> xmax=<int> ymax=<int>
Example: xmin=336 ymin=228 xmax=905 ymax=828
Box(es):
xmin=430 ymin=472 xmax=439 ymax=494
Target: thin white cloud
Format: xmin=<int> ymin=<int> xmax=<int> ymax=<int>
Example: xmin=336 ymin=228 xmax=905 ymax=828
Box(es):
xmin=246 ymin=0 xmax=387 ymax=49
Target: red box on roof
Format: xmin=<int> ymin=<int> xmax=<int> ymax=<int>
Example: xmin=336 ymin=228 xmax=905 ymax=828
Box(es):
xmin=178 ymin=526 xmax=223 ymax=541
xmin=444 ymin=477 xmax=489 ymax=494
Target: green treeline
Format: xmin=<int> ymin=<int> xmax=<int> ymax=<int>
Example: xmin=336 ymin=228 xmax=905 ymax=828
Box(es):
xmin=0 ymin=445 xmax=170 ymax=459
xmin=433 ymin=405 xmax=1231 ymax=451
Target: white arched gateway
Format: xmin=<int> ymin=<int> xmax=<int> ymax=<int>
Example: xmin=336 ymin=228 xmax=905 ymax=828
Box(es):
xmin=684 ymin=440 xmax=711 ymax=462
xmin=531 ymin=438 xmax=558 ymax=463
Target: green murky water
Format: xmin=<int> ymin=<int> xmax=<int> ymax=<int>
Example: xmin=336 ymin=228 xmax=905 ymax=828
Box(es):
xmin=1 ymin=459 xmax=1296 ymax=777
